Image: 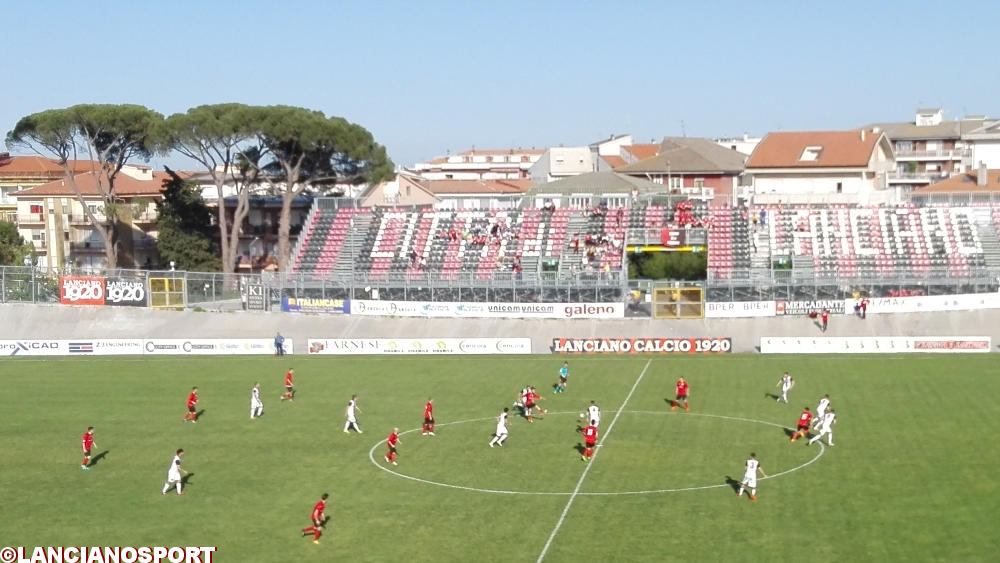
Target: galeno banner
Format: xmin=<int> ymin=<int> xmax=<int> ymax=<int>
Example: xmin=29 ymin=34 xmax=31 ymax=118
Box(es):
xmin=307 ymin=338 xmax=531 ymax=355
xmin=552 ymin=337 xmax=732 ymax=354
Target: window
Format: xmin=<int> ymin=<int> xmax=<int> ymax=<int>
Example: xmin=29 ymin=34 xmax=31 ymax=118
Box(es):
xmin=896 ymin=141 xmax=913 ymax=152
xmin=30 ymin=204 xmax=43 ymax=214
xmin=694 ymin=178 xmax=705 ymax=189
xmin=669 ymin=177 xmax=681 ymax=189
xmin=799 ymin=146 xmax=823 ymax=161
xmin=836 ymin=182 xmax=843 ymax=194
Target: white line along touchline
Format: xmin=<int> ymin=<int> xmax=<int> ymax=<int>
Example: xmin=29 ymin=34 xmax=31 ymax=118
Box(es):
xmin=535 ymin=358 xmax=652 ymax=563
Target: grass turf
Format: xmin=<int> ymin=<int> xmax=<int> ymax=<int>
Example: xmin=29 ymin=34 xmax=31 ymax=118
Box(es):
xmin=0 ymin=355 xmax=998 ymax=562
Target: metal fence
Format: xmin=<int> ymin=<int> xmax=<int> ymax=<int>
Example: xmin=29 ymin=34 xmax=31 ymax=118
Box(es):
xmin=4 ymin=265 xmax=998 ymax=310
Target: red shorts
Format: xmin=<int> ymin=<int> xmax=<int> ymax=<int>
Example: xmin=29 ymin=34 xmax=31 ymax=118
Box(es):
xmin=585 ymin=441 xmax=596 ymax=448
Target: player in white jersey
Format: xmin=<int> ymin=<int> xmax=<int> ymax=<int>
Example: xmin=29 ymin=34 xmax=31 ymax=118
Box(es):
xmin=513 ymin=386 xmax=529 ymax=414
xmin=808 ymin=409 xmax=836 ymax=446
xmin=737 ymin=452 xmax=766 ymax=500
xmin=161 ymin=448 xmax=186 ymax=495
xmin=489 ymin=407 xmax=510 ymax=447
xmin=811 ymin=394 xmax=830 ymax=429
xmin=344 ymin=394 xmax=363 ymax=433
xmin=776 ymin=372 xmax=794 ymax=403
xmin=587 ymin=401 xmax=601 ymax=427
xmin=250 ymin=382 xmax=264 ymax=419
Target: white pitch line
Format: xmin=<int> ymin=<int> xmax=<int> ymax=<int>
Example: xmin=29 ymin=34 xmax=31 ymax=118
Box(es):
xmin=535 ymin=358 xmax=652 ymax=563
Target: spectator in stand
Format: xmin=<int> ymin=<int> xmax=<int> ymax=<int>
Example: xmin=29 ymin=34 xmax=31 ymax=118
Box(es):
xmin=616 ymin=207 xmax=624 ymax=227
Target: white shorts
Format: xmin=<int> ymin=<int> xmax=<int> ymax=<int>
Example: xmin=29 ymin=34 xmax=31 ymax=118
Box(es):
xmin=591 ymin=417 xmax=601 ymax=427
xmin=742 ymin=474 xmax=757 ymax=488
xmin=347 ymin=415 xmax=357 ymax=423
xmin=167 ymin=472 xmax=181 ymax=483
xmin=495 ymin=426 xmax=508 ymax=437
xmin=251 ymin=399 xmax=263 ymax=409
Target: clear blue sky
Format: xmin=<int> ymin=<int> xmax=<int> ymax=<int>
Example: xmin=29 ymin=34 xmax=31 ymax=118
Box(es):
xmin=3 ymin=0 xmax=998 ymax=169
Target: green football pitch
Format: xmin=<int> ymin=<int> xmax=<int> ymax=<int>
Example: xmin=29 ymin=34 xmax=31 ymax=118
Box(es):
xmin=1 ymin=354 xmax=997 ymax=562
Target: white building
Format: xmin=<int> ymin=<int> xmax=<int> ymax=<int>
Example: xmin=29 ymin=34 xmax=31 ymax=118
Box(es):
xmin=409 ymin=148 xmax=543 ymax=181
xmin=745 ymin=129 xmax=896 ymax=204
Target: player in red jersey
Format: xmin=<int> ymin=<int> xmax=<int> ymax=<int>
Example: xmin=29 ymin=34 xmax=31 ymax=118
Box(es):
xmin=280 ymin=369 xmax=295 ymax=402
xmin=580 ymin=423 xmax=598 ymax=461
xmin=183 ymin=387 xmax=199 ymax=423
xmin=301 ymin=493 xmax=329 ymax=545
xmin=384 ymin=428 xmax=400 ymax=465
xmin=820 ymin=308 xmax=830 ymax=332
xmin=422 ymin=398 xmax=435 ymax=436
xmin=524 ymin=387 xmax=547 ymax=423
xmin=671 ymin=377 xmax=690 ymax=411
xmin=81 ymin=426 xmax=96 ymax=470
xmin=790 ymin=407 xmax=813 ymax=442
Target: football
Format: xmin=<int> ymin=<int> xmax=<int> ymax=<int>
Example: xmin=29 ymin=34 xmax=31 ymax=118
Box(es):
xmin=579 ymin=413 xmax=585 ymax=418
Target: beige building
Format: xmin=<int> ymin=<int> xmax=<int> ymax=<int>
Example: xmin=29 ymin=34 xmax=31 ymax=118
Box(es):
xmin=13 ymin=164 xmax=169 ymax=269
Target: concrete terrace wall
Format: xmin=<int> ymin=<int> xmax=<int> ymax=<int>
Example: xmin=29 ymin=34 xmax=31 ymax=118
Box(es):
xmin=1 ymin=304 xmax=998 ymax=354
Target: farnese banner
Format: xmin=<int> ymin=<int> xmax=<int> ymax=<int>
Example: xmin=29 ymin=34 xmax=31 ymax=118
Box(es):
xmin=552 ymin=337 xmax=733 ymax=354
xmin=307 ymin=338 xmax=531 ymax=355
xmin=348 ymin=300 xmax=624 ymax=319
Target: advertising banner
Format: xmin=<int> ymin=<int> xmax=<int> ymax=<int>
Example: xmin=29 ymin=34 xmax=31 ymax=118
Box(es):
xmin=104 ymin=278 xmax=147 ymax=307
xmin=552 ymin=337 xmax=733 ymax=354
xmin=760 ymin=336 xmax=991 ymax=354
xmin=141 ymin=338 xmax=293 ymax=355
xmin=0 ymin=339 xmax=293 ymax=357
xmin=0 ymin=339 xmax=143 ymax=357
xmin=59 ymin=276 xmax=105 ymax=306
xmin=245 ymin=285 xmax=267 ymax=311
xmin=281 ymin=297 xmax=348 ymax=314
xmin=704 ymin=301 xmax=776 ymax=318
xmin=306 ymin=338 xmax=531 ymax=355
xmin=844 ymin=292 xmax=1000 ymax=315
xmin=775 ymin=299 xmax=845 ymax=316
xmin=348 ymin=300 xmax=624 ymax=319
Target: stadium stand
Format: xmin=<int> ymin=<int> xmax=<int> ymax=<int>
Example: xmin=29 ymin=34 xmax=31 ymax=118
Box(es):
xmin=289 ymin=199 xmax=1000 ymax=285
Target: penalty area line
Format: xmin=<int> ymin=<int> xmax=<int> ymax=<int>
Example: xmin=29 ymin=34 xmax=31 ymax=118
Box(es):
xmin=535 ymin=358 xmax=652 ymax=563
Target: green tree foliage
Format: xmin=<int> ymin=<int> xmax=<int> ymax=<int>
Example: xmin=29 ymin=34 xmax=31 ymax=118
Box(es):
xmin=628 ymin=251 xmax=707 ymax=280
xmin=0 ymin=221 xmax=33 ymax=266
xmin=254 ymin=105 xmax=394 ymax=271
xmin=6 ymin=104 xmax=163 ymax=268
xmin=155 ymin=169 xmax=220 ymax=271
xmin=160 ymin=104 xmax=260 ymax=273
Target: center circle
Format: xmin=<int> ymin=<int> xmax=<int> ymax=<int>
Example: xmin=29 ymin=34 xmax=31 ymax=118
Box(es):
xmin=367 ymin=410 xmax=825 ymax=495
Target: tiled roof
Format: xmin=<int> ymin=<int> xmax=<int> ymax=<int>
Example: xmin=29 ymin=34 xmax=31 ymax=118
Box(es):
xmin=617 ymin=137 xmax=745 ymax=174
xmin=746 ymin=130 xmax=883 ymax=168
xmin=912 ymin=170 xmax=1000 ymax=193
xmin=623 ymin=144 xmax=659 ymax=160
xmin=13 ymin=171 xmax=172 ymax=197
xmin=602 ymin=155 xmax=627 ymax=169
xmin=0 ymin=156 xmax=98 ymax=178
xmin=421 ymin=178 xmax=534 ymax=195
xmin=525 ymin=171 xmax=662 ymax=196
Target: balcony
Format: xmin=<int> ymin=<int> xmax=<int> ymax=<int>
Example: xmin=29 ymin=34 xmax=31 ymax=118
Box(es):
xmin=887 ymin=172 xmax=942 ymax=184
xmin=894 ymin=148 xmax=971 ymax=160
xmin=69 ymin=237 xmax=158 ymax=252
xmin=19 ymin=213 xmax=45 ymax=224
